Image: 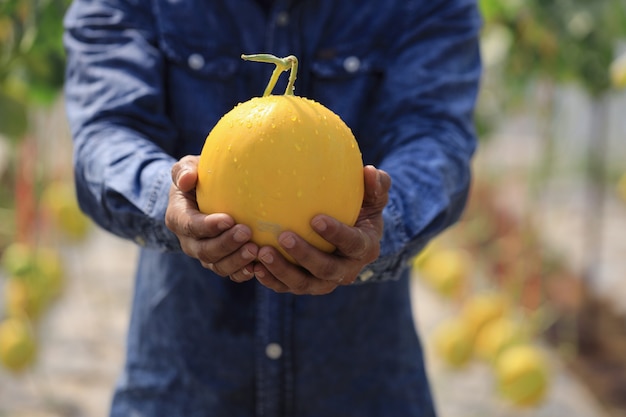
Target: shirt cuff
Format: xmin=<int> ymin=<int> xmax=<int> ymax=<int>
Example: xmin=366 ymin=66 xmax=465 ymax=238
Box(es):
xmin=133 ymin=160 xmax=182 ymax=252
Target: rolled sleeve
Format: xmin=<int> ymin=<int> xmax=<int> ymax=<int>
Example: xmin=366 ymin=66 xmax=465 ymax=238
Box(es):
xmin=360 ymin=0 xmax=482 ymax=282
xmin=64 ymin=0 xmax=181 ymax=251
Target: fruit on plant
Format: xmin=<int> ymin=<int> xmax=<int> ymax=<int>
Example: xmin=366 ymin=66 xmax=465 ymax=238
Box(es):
xmin=461 ymin=291 xmax=509 ymax=335
xmin=610 ymin=52 xmax=626 ymax=89
xmin=34 ymin=246 xmax=65 ymax=299
xmin=495 ymin=344 xmax=549 ymax=407
xmin=1 ymin=242 xmax=35 ymax=277
xmin=416 ymin=247 xmax=470 ymax=298
xmin=196 ymin=54 xmax=363 ymax=262
xmin=41 ymin=180 xmax=91 ymax=240
xmin=0 ymin=316 xmax=37 ymax=373
xmin=4 ymin=278 xmax=49 ymax=320
xmin=433 ymin=317 xmax=475 ymax=368
xmin=617 ymin=172 xmax=626 ymax=204
xmin=474 ymin=316 xmax=526 ymax=362
xmin=3 ymin=246 xmax=64 ymax=320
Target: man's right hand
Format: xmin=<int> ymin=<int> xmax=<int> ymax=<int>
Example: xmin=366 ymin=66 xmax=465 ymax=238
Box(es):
xmin=165 ymin=155 xmax=259 ymax=282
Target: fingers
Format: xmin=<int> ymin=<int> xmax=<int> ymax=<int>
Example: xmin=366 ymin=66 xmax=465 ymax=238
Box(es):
xmin=184 ymin=222 xmax=252 ymax=263
xmin=166 ymin=198 xmax=234 ymax=238
xmin=254 ymin=246 xmax=339 ymax=295
xmin=181 ymin=222 xmax=259 ymax=280
xmin=167 ymin=155 xmax=259 ymax=282
xmin=253 ymin=260 xmax=291 ymax=293
xmin=311 ymin=216 xmax=373 ymax=261
xmin=229 ymin=261 xmax=257 ymax=283
xmin=204 ymin=242 xmax=258 ymax=281
xmin=168 ymin=162 xmax=390 ymax=293
xmin=253 ymin=165 xmax=390 ymax=295
xmin=255 ymin=227 xmax=360 ymax=294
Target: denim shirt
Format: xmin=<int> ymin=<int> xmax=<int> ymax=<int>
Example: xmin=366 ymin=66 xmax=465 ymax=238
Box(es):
xmin=64 ymin=1 xmax=481 ymax=416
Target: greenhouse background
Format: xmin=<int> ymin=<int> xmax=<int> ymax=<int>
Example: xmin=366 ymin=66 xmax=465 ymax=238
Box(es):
xmin=1 ymin=0 xmax=626 ymax=416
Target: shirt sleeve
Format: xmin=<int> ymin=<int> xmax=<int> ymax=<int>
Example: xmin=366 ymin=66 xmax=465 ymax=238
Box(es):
xmin=63 ymin=0 xmax=181 ymax=251
xmin=357 ymin=0 xmax=482 ymax=283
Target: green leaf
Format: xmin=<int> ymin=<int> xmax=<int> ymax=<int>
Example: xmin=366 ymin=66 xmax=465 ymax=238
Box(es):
xmin=1 ymin=0 xmax=70 ymax=106
xmin=479 ymin=0 xmax=502 ymax=23
xmin=0 ymin=90 xmax=27 ymax=141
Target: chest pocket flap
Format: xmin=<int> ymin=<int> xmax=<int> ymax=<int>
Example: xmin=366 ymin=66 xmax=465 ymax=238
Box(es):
xmin=153 ymin=0 xmax=240 ymax=79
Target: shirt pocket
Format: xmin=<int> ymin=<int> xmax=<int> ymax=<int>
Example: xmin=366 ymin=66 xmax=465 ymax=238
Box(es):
xmin=308 ymin=41 xmax=386 ymax=161
xmin=152 ymin=1 xmax=244 ymax=156
xmin=311 ymin=43 xmax=384 ymax=80
xmin=153 ymin=0 xmax=241 ymax=79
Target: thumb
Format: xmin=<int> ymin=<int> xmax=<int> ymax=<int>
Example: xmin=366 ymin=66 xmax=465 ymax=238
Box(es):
xmin=171 ymin=155 xmax=200 ymax=192
xmin=362 ymin=165 xmax=391 ymax=210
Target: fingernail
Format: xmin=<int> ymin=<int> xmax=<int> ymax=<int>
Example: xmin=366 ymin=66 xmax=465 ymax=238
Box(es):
xmin=242 ymin=247 xmax=255 ymax=260
xmin=242 ymin=267 xmax=252 ymax=276
xmin=312 ymin=217 xmax=327 ymax=232
xmin=217 ymin=221 xmax=231 ymax=231
xmin=280 ymin=233 xmax=296 ymax=249
xmin=233 ymin=229 xmax=249 ymax=242
xmin=260 ymin=252 xmax=273 ymax=264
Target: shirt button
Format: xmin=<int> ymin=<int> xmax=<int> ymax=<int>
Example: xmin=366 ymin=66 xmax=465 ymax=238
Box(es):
xmin=265 ymin=343 xmax=283 ymax=360
xmin=188 ymin=53 xmax=205 ymax=70
xmin=275 ymin=11 xmax=289 ymax=27
xmin=343 ymin=56 xmax=361 ymax=73
xmin=358 ymin=269 xmax=374 ymax=282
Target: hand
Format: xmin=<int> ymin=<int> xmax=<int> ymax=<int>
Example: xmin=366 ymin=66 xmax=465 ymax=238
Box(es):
xmin=165 ymin=155 xmax=259 ymax=282
xmin=253 ymin=165 xmax=391 ymax=295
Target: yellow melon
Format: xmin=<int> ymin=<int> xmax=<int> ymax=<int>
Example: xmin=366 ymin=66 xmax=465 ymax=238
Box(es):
xmin=495 ymin=344 xmax=550 ymax=407
xmin=610 ymin=52 xmax=626 ymax=89
xmin=417 ymin=247 xmax=470 ymax=298
xmin=433 ymin=317 xmax=475 ymax=368
xmin=0 ymin=316 xmax=37 ymax=373
xmin=196 ymin=54 xmax=364 ymax=262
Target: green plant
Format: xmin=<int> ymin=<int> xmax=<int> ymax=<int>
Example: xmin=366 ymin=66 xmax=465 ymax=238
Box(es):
xmin=0 ymin=0 xmax=70 ymax=141
xmin=480 ymin=0 xmax=626 ymax=98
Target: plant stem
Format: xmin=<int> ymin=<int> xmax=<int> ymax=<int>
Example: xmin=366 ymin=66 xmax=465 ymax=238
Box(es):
xmin=241 ymin=54 xmax=298 ymax=96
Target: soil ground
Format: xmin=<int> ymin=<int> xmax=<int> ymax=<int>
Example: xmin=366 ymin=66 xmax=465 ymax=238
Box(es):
xmin=0 ymin=225 xmax=616 ymax=417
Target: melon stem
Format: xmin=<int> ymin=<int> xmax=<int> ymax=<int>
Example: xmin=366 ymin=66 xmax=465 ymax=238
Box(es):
xmin=241 ymin=54 xmax=298 ymax=97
